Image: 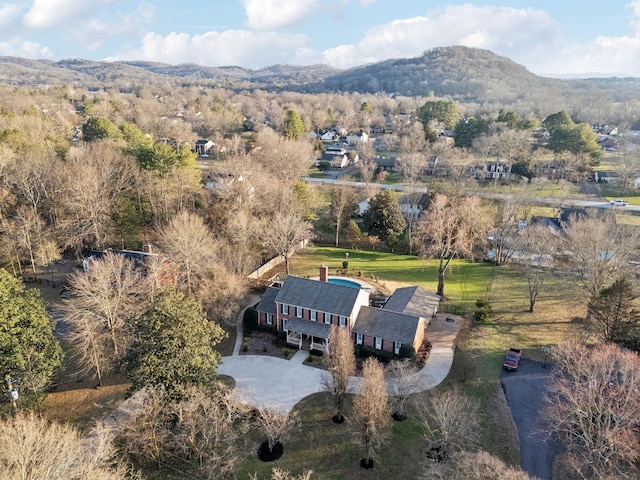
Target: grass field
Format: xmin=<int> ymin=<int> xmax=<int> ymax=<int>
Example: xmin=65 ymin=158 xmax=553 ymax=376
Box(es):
xmin=287 ymin=246 xmax=493 ymax=310
xmin=598 ymin=182 xmax=640 ymax=205
xmin=477 ymin=179 xmax=582 ymax=199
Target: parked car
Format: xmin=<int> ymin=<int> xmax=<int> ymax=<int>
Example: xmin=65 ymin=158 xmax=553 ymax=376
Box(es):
xmin=503 ymin=348 xmax=522 ymax=371
xmin=610 ymin=199 xmax=627 ymax=206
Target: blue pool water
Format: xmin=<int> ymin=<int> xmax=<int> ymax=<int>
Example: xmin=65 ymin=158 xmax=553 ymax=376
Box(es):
xmin=327 ymin=277 xmax=362 ymax=289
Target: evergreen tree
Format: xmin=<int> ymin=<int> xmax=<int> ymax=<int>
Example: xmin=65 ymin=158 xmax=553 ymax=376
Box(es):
xmin=0 ymin=269 xmax=63 ymax=400
xmin=82 ymin=116 xmax=121 ymax=142
xmin=453 ymin=117 xmax=490 ymax=148
xmin=125 ymin=287 xmax=226 ymax=394
xmin=417 ymin=100 xmax=459 ymax=130
xmin=588 ymin=277 xmax=640 ymax=348
xmin=362 ymin=190 xmax=406 ymax=242
xmin=283 ymin=107 xmax=305 ymax=140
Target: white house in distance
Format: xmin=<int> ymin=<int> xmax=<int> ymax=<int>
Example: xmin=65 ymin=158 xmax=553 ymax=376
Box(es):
xmin=195 ymin=139 xmax=215 ymax=156
xmin=346 ymin=131 xmax=369 ymax=145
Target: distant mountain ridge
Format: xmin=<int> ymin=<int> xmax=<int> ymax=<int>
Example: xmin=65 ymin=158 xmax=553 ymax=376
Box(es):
xmin=2 ymin=46 xmax=640 ymax=107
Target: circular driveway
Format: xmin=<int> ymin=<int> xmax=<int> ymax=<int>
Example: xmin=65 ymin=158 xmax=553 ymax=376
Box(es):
xmin=218 ymin=314 xmax=461 ymax=412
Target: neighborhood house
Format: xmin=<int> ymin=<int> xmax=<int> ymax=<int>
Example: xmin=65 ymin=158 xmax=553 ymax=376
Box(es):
xmin=255 ymin=266 xmax=440 ymax=355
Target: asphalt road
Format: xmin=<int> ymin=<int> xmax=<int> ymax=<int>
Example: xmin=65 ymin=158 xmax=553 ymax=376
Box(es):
xmin=500 ymin=358 xmax=561 ymax=480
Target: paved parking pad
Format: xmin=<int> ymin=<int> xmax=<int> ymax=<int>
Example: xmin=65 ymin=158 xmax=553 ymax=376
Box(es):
xmin=500 ymin=359 xmax=561 ymax=480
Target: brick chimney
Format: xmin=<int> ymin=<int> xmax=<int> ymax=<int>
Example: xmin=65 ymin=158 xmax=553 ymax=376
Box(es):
xmin=319 ymin=265 xmax=328 ymax=282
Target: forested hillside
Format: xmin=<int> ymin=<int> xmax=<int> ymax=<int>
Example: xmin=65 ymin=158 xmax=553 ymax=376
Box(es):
xmin=3 ymin=46 xmax=640 ymax=112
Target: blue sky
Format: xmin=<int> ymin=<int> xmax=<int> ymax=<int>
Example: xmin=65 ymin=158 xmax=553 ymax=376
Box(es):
xmin=2 ymin=1 xmax=640 ymax=77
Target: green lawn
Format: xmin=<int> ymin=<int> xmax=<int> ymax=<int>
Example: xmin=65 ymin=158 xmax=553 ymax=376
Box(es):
xmin=598 ymin=182 xmax=640 ymax=206
xmin=477 ymin=179 xmax=582 ymax=199
xmin=287 ymin=246 xmax=493 ymax=309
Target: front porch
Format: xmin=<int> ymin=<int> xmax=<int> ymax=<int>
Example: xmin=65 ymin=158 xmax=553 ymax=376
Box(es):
xmin=284 ymin=318 xmax=331 ymax=353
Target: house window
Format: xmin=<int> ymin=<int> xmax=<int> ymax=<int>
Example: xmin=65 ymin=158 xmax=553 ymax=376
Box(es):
xmin=282 ymin=304 xmax=289 ymax=315
xmin=339 ymin=316 xmax=347 ymax=327
xmin=311 ymin=310 xmax=317 ymax=321
xmin=324 ymin=314 xmax=331 ymax=325
xmin=394 ymin=342 xmax=401 ymax=355
xmin=356 ymin=333 xmax=363 ymax=345
xmin=266 ymin=313 xmax=273 ymax=326
xmin=296 ymin=306 xmax=302 ymax=318
xmin=375 ymin=337 xmax=382 ymax=350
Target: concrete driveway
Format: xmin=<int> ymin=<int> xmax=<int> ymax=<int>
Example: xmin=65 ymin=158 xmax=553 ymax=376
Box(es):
xmin=218 ymin=314 xmax=461 ymax=412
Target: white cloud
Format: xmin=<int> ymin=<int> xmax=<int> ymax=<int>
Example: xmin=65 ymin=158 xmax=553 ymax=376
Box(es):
xmin=23 ymin=0 xmax=105 ymax=29
xmin=0 ymin=4 xmax=22 ymax=34
xmin=109 ymin=30 xmax=313 ymax=68
xmin=322 ymin=5 xmax=561 ymax=69
xmin=312 ymin=3 xmax=640 ymax=76
xmin=0 ymin=38 xmax=53 ymax=58
xmin=66 ymin=3 xmax=155 ymax=50
xmin=243 ymin=0 xmax=320 ymax=30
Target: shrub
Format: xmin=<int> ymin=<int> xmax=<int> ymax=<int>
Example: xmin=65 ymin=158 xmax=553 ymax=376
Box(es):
xmin=282 ymin=348 xmax=295 ymax=359
xmin=304 ymin=353 xmax=323 ymax=364
xmin=357 ymin=344 xmax=395 ymax=364
xmin=243 ymin=307 xmax=258 ymax=331
xmin=398 ymin=344 xmax=416 ymax=360
xmin=342 ymin=260 xmax=349 ymax=269
xmin=474 ymin=298 xmax=493 ymax=323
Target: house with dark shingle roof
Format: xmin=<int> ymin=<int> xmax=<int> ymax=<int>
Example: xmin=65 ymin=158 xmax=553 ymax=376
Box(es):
xmin=352 ymin=307 xmax=425 ymax=354
xmin=383 ymin=286 xmax=440 ymax=319
xmin=255 ymin=268 xmax=439 ymax=355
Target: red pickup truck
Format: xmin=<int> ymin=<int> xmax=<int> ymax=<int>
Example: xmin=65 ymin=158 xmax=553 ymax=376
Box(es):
xmin=503 ymin=348 xmax=521 ymax=371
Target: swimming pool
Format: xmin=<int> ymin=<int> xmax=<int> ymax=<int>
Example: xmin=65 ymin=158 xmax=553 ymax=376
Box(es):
xmin=327 ymin=277 xmax=362 ymax=289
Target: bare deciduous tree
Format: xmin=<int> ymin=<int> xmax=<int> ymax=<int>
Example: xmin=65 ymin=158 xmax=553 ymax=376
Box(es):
xmin=350 ymin=357 xmax=390 ymax=468
xmin=545 ymin=341 xmax=640 ymax=479
xmin=62 ymin=252 xmax=145 ymax=387
xmin=329 ymin=186 xmax=358 ymax=247
xmin=250 ymin=468 xmax=313 ymax=480
xmin=255 ymin=408 xmax=298 ymax=459
xmin=253 ymin=128 xmax=315 ymax=184
xmin=423 ymin=450 xmax=535 ymax=480
xmin=261 ymin=208 xmax=313 ymax=276
xmin=417 ymin=194 xmax=490 ymax=297
xmin=156 ymin=210 xmax=217 ymax=294
xmin=561 ymin=210 xmax=640 ymax=299
xmin=385 ymin=359 xmax=421 ymax=420
xmin=120 ymin=383 xmax=250 ymax=478
xmin=419 ymin=389 xmax=479 ymax=461
xmin=170 ymin=384 xmax=251 ymax=478
xmin=0 ymin=411 xmax=133 ymax=480
xmin=58 ymin=140 xmax=136 ymax=252
xmin=323 ymin=326 xmax=356 ymax=422
xmin=512 ymin=224 xmax=556 ymax=312
xmin=117 ymin=386 xmax=171 ymax=469
xmin=10 ymin=205 xmax=59 ymax=274
xmin=491 ymin=191 xmax=536 ymax=265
